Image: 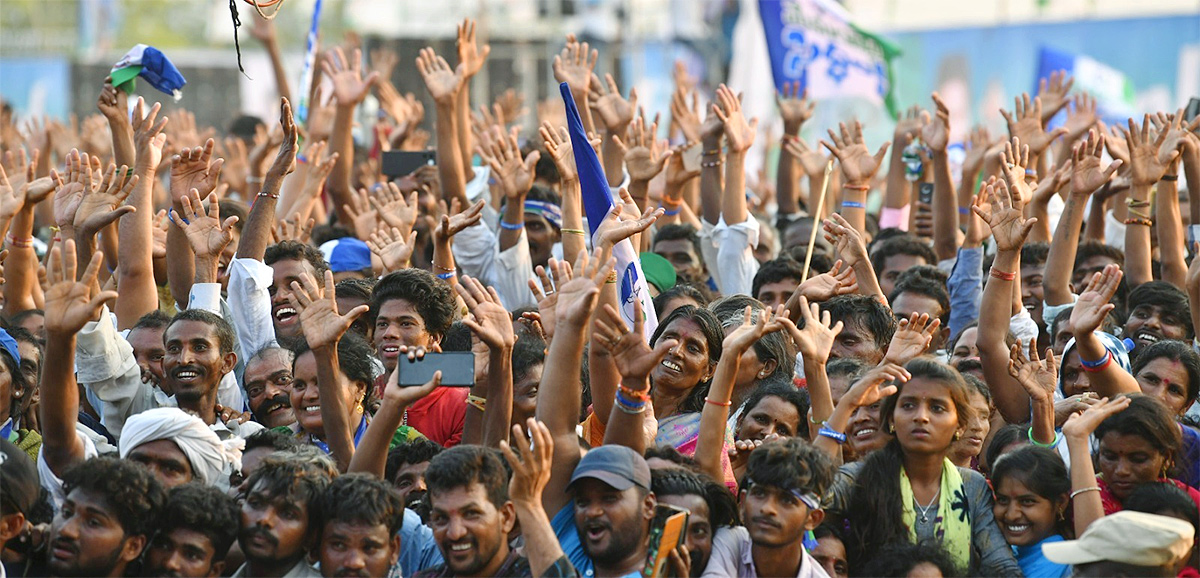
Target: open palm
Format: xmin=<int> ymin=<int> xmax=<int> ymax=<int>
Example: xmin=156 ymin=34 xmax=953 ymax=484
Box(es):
xmin=290 ymin=270 xmax=369 ymax=351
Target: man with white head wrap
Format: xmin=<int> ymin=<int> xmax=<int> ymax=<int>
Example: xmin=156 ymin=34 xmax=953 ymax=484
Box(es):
xmin=120 ymin=407 xmax=243 ymax=490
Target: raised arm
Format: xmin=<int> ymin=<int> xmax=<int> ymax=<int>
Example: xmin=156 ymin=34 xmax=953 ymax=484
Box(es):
xmin=1007 ymin=341 xmax=1059 ymax=446
xmin=822 ymin=121 xmax=889 ymax=236
xmin=172 ymin=190 xmax=240 ymax=286
xmin=1123 ymin=115 xmax=1177 ymax=288
xmin=416 ymin=47 xmax=468 ymax=208
xmin=454 ymin=276 xmax=517 ymax=447
xmin=41 ymin=242 xmax=117 ymax=476
xmin=883 ymin=106 xmax=923 ymax=218
xmin=237 ymin=98 xmax=298 ymax=261
xmin=501 ymin=420 xmax=569 ymax=578
xmin=540 ymin=123 xmax=590 ymax=261
xmin=782 ymin=296 xmax=842 ymax=426
xmin=454 ymin=18 xmax=489 ymax=179
xmin=1 ymin=157 xmax=54 ymax=315
xmin=554 ymin=35 xmax=598 ymax=145
xmin=816 ymin=363 xmax=909 ymax=460
xmin=922 ymin=93 xmax=959 ymax=261
xmin=1069 ymin=264 xmax=1140 ymax=398
xmin=822 ymin=213 xmax=885 ymax=304
xmin=478 ymin=126 xmax=539 ymax=252
xmin=713 ymin=83 xmax=756 ymax=228
xmin=594 ymin=303 xmax=676 ymax=456
xmin=537 ymin=248 xmax=614 ymax=516
xmin=614 ymin=114 xmax=670 ymax=212
xmin=249 ymin=14 xmax=292 ymax=103
xmin=775 ymin=82 xmax=814 ymax=217
xmin=1062 ymin=396 xmax=1131 ymax=536
xmin=114 ymin=99 xmax=167 ymax=328
xmin=324 ymin=47 xmax=380 ymax=224
xmin=1153 ymin=112 xmax=1189 ymax=289
xmin=166 ymin=139 xmax=224 ymax=308
xmin=698 ymin=107 xmax=725 ymax=225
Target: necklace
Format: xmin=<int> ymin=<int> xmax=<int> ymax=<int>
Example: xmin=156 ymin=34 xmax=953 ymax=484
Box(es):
xmin=915 ymin=487 xmax=941 ymax=523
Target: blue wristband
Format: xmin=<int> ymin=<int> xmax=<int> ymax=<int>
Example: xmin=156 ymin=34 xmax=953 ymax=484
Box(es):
xmin=817 ymin=424 xmax=847 ymax=444
xmin=840 ymin=201 xmax=864 ymax=209
xmin=168 ymin=209 xmax=189 ymax=226
xmin=436 ymin=271 xmax=455 ymax=280
xmin=661 ymin=206 xmax=681 ymax=216
xmin=958 ymin=206 xmax=970 ymax=216
xmin=1079 ymin=350 xmax=1112 ymax=369
xmin=499 ymin=220 xmax=524 ymax=231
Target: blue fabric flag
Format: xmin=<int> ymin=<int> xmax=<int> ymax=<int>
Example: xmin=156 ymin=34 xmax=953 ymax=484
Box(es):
xmin=560 ymin=82 xmax=658 ymax=337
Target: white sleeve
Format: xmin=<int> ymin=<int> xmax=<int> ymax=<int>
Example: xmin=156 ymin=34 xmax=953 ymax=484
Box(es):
xmin=187 ymin=283 xmax=222 ymax=314
xmin=38 ymin=430 xmax=99 ymax=509
xmin=75 ymin=306 xmax=150 ymax=439
xmin=450 ymin=221 xmax=498 ymax=283
xmin=227 ymin=258 xmax=279 ymax=362
xmin=713 ymin=216 xmax=760 ymax=297
xmin=1009 ymin=309 xmax=1040 ymax=345
xmin=494 ymin=228 xmax=537 ymax=310
xmin=699 ymin=220 xmax=722 ymax=291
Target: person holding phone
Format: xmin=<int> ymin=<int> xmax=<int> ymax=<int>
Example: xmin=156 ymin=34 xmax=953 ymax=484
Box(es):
xmin=702 ymin=438 xmax=834 ymax=578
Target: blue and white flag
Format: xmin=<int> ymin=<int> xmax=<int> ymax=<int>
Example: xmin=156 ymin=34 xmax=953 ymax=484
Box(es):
xmin=110 ymin=44 xmax=187 ymax=101
xmin=759 ymin=0 xmax=900 ymax=117
xmin=1036 ymin=47 xmax=1136 ymax=128
xmin=560 ymin=82 xmax=658 ymax=338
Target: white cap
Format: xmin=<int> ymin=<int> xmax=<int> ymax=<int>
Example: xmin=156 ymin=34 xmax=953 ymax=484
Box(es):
xmin=1042 ymin=511 xmax=1195 ymax=567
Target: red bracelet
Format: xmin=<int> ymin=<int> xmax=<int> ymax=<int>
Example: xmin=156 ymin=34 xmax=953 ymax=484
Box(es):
xmin=618 ymin=385 xmax=650 ymax=403
xmin=843 ymin=183 xmax=869 ymax=191
xmin=989 ymin=268 xmax=1016 ymax=281
xmin=1081 ymin=351 xmax=1113 ymax=373
xmin=5 ymin=235 xmax=33 ymax=249
xmin=704 ymin=397 xmax=732 ymax=407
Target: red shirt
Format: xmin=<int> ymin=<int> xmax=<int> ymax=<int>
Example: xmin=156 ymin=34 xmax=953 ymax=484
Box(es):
xmin=376 ymin=375 xmax=467 ymax=447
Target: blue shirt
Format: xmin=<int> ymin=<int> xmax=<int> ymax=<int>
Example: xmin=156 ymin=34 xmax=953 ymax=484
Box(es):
xmin=1020 ymin=534 xmax=1071 ymax=578
xmin=551 ymin=505 xmax=641 ymax=578
xmin=399 ymin=508 xmax=443 ymax=576
xmin=947 ymin=246 xmax=983 ymax=340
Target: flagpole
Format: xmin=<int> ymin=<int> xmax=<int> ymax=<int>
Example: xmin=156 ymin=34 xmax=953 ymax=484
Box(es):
xmin=800 ymin=161 xmax=834 ymax=284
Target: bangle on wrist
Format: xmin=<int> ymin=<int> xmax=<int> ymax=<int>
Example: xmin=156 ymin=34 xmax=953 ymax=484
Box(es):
xmin=1070 ymin=486 xmax=1101 ymax=499
xmin=1161 ymin=174 xmax=1179 ymax=181
xmin=817 ymin=423 xmax=847 ymax=444
xmin=704 ymin=397 xmax=732 ymax=407
xmin=561 ymin=228 xmax=587 ymax=236
xmin=1080 ymin=350 xmax=1113 ymax=372
xmin=1027 ymin=427 xmax=1060 ymax=449
xmin=840 ymin=201 xmax=865 ymax=209
xmin=499 ymin=220 xmax=524 ymax=231
xmin=989 ymin=268 xmax=1016 ymax=281
xmin=843 ymin=183 xmax=869 ymax=191
xmin=1123 ymin=217 xmax=1153 ymax=227
xmin=618 ymin=385 xmax=651 ymax=403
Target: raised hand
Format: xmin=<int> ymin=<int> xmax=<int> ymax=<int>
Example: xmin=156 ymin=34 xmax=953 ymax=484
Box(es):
xmin=96 ymin=78 xmax=129 ymax=125
xmin=776 ymin=81 xmax=814 ymax=130
xmin=415 ymin=47 xmax=463 ymax=105
xmin=884 ymin=312 xmax=941 ymax=366
xmin=541 ymin=123 xmax=595 ymax=183
xmin=713 ymin=84 xmax=757 ymax=153
xmin=366 ymin=226 xmax=415 ymax=273
xmin=553 ymin=247 xmax=615 ymax=329
xmin=265 ymin=98 xmax=298 ymax=184
xmin=322 ymin=47 xmax=379 ymax=108
xmin=75 ymin=164 xmax=138 ymax=235
xmin=725 ymin=305 xmax=787 ymax=354
xmin=919 ymin=93 xmax=951 ymax=152
xmin=961 ymin=125 xmax=993 ymax=177
xmin=478 ymin=126 xmax=539 ymax=200
xmin=170 ymin=138 xmax=224 ymax=202
xmin=594 ymin=199 xmax=662 ymax=250
xmin=171 ymin=189 xmax=239 ymax=263
xmin=1036 ymin=70 xmax=1075 ymax=123
xmin=53 ymin=150 xmax=88 ymax=229
xmin=1062 ymin=93 xmax=1098 ymax=142
xmin=288 ymin=269 xmax=371 ymax=351
xmin=822 ymin=213 xmax=870 ymax=268
xmin=1008 ymin=340 xmax=1058 ymax=404
xmin=999 ymin=137 xmax=1034 ymax=204
xmin=1125 ymin=114 xmax=1179 ymax=186
xmin=528 ymin=262 xmax=561 ymax=341
xmin=893 ymin=105 xmax=925 ymax=144
xmin=783 ymin=136 xmax=832 ymax=180
xmin=369 ymin=182 xmax=419 ymax=235
xmin=274 ymin=217 xmax=315 ymax=245
xmin=552 ymin=34 xmax=597 ymax=99
xmin=43 ymin=240 xmax=117 ymax=337
xmin=1069 ymin=263 xmax=1123 ymax=335
xmin=433 ymin=198 xmax=485 ymax=244
xmin=456 ymin=18 xmax=490 ymax=79
xmin=822 ymin=121 xmax=889 ymax=187
xmin=671 ymin=87 xmax=702 ymax=143
xmin=592 ymin=301 xmax=676 ymax=383
xmin=589 ymin=73 xmax=637 ymax=133
xmin=1030 ymin=160 xmax=1072 ymax=208
xmin=500 ymin=419 xmax=555 ymax=506
xmin=700 ymin=105 xmax=724 ymax=145
xmin=131 ymin=98 xmax=168 ymax=172
xmin=841 ymin=362 xmax=911 ymax=411
xmin=971 ymin=178 xmax=1036 ymax=252
xmin=780 ymin=295 xmax=842 ymax=363
xmin=342 ymin=188 xmax=379 ymax=240
xmin=794 ymin=259 xmax=857 ymax=303
xmin=1000 ymin=94 xmax=1067 ymax=156
xmin=456 ymin=275 xmax=516 ymax=350
xmin=0 ymin=164 xmax=24 ymax=223
xmin=1071 ymin=130 xmax=1122 ymax=195
xmin=1062 ymin=395 xmax=1131 ymax=441
xmin=613 ymin=116 xmax=670 ymax=182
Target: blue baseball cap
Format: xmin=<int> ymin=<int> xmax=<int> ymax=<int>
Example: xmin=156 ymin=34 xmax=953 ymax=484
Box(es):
xmin=319 ymin=238 xmax=373 ymax=273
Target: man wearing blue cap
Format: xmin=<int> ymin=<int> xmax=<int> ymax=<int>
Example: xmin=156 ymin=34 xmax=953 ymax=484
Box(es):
xmin=549 ymin=445 xmax=657 ymax=577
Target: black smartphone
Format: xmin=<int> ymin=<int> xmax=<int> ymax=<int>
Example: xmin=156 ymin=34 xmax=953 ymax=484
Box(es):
xmin=643 ymin=504 xmax=689 ymax=578
xmin=395 ymin=352 xmax=475 ymax=387
xmin=381 ymin=150 xmax=436 ymax=178
xmin=918 ymin=182 xmax=934 ymax=205
xmin=1186 ymin=97 xmax=1200 ymax=122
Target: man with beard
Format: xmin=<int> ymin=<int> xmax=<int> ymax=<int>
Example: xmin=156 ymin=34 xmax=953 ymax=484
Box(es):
xmin=313 ymin=474 xmax=403 ymax=578
xmin=126 ymin=311 xmax=171 ymax=395
xmin=46 ymin=457 xmax=167 ymax=578
xmin=703 ymin=438 xmax=834 ymax=578
xmin=244 ymin=347 xmax=297 ymax=428
xmin=414 ymin=445 xmax=527 ymax=577
xmin=143 ymin=483 xmax=240 ymax=577
xmin=650 ymin=468 xmax=740 ymax=577
xmin=233 ymin=455 xmax=330 ymax=577
xmin=1123 ymin=281 xmax=1194 ymax=351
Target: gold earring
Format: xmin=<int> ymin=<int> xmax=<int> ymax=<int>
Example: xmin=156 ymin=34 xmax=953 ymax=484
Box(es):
xmin=886 ymin=422 xmax=895 ymax=433
xmin=953 ymin=431 xmax=961 ymax=441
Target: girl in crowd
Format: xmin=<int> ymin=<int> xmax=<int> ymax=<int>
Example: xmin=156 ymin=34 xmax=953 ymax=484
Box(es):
xmin=1129 ymin=340 xmax=1200 ymax=489
xmin=948 ymin=374 xmax=993 ymax=469
xmin=990 ymin=446 xmax=1073 ymax=577
xmin=819 ymin=358 xmax=1021 ymax=575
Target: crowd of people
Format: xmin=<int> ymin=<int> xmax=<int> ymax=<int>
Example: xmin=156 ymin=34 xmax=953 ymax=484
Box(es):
xmin=1 ymin=12 xmax=1199 ymax=578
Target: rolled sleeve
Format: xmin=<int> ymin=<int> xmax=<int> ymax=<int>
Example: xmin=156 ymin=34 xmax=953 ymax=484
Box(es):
xmin=713 ymin=217 xmax=760 ymax=297
xmin=76 ymin=306 xmax=149 ymax=438
xmin=451 ymin=221 xmax=497 ymax=283
xmin=227 ymin=258 xmax=279 ymax=362
xmin=494 ymin=229 xmax=537 ymax=310
xmin=187 ymin=283 xmax=223 ymax=314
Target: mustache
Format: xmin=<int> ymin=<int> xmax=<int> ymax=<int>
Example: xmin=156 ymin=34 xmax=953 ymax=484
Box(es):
xmin=751 ymin=516 xmax=781 ymax=529
xmin=242 ymin=527 xmax=279 ymax=549
xmin=51 ymin=537 xmax=79 ymax=557
xmin=954 ymin=358 xmax=982 ymax=374
xmin=255 ymin=393 xmax=291 ymax=416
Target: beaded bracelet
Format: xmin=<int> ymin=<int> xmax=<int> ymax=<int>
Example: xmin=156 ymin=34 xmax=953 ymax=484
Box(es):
xmin=989 ymin=268 xmax=1016 ymax=281
xmin=701 ymin=160 xmax=723 ymax=168
xmin=840 ymin=201 xmax=865 ymax=209
xmin=618 ymin=385 xmax=651 ymax=403
xmin=817 ymin=424 xmax=847 ymax=444
xmin=561 ymin=228 xmax=587 ymax=236
xmin=257 ymin=191 xmax=279 ymax=199
xmin=499 ymin=220 xmax=525 ymax=230
xmin=1126 ymin=197 xmax=1151 ymax=208
xmin=605 ymin=271 xmax=618 ymax=284
xmin=1027 ymin=427 xmax=1060 ymax=449
xmin=1123 ymin=217 xmax=1153 ymax=227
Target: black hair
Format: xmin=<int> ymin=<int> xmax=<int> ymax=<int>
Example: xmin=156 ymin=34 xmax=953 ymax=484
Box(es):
xmin=870 ymin=227 xmax=909 ymax=247
xmin=1127 ymin=281 xmax=1193 ymax=339
xmin=652 ymin=224 xmax=704 ymax=276
xmin=311 ymin=225 xmax=355 ymax=248
xmin=167 ymin=308 xmax=237 ymax=356
xmin=335 ymin=276 xmax=378 ymax=303
xmin=132 ymin=309 xmax=172 ymax=331
xmin=240 ymin=454 xmax=334 ymax=513
xmin=0 ymin=344 xmax=30 ymax=421
xmin=895 ymin=264 xmax=949 ymax=287
xmin=869 ymin=236 xmax=937 ymax=277
xmin=315 ymin=473 xmax=405 ymax=537
xmin=751 ymin=257 xmax=806 ymax=300
xmin=820 ymin=295 xmax=897 ymax=353
xmin=385 ymin=439 xmax=445 ymax=483
xmin=962 ymin=374 xmax=991 ymax=405
xmin=441 ymin=321 xmax=473 ymax=352
xmin=826 ymin=357 xmax=870 ymax=383
xmin=532 ymin=145 xmax=561 ymax=184
xmin=7 ymin=309 xmax=43 ymax=332
xmin=157 ymin=483 xmax=240 ymax=561
xmin=291 ymin=331 xmax=378 ymax=402
xmin=512 ymin=334 xmax=547 ymax=385
xmin=982 ymin=423 xmax=1029 ymax=475
xmin=1131 ymin=339 xmax=1200 ymax=407
xmin=244 ymin=428 xmax=301 ymax=455
xmin=6 ymin=326 xmax=40 ymax=391
xmin=990 ymin=446 xmax=1071 ymax=535
xmin=1094 ymin=394 xmax=1181 ymax=463
xmin=643 ymin=445 xmax=699 ymax=470
xmin=370 ymin=269 xmax=457 ymax=341
xmin=709 ymin=297 xmax=796 ymax=385
xmin=228 ymin=114 xmax=265 ymax=140
xmin=1123 ymin=482 xmax=1200 ymax=541
xmin=221 ymin=199 xmax=249 ymax=234
xmin=738 ymin=383 xmax=812 ymax=439
xmin=648 ymin=305 xmax=725 ymax=414
xmin=888 ymin=274 xmax=951 ymax=326
xmin=845 ymin=359 xmax=973 ymax=572
xmin=653 ymin=284 xmax=710 ymax=318
xmin=650 ymin=468 xmax=740 ymax=528
xmin=1074 ymin=241 xmax=1125 ymax=272
xmin=813 ymin=522 xmax=844 ymax=543
xmin=1021 ymin=242 xmax=1050 ymax=268
xmin=264 ymin=240 xmax=331 ymax=279
xmin=424 ymin=445 xmax=509 ymax=509
xmin=61 ymin=457 xmax=167 ymax=539
xmin=857 ymin=542 xmax=962 ymax=577
xmin=741 ymin=437 xmax=835 ymax=499
xmin=522 ymin=185 xmax=563 ymax=230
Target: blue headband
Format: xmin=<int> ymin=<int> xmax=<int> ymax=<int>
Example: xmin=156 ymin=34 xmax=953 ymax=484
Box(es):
xmin=524 ymin=200 xmax=563 ymax=229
